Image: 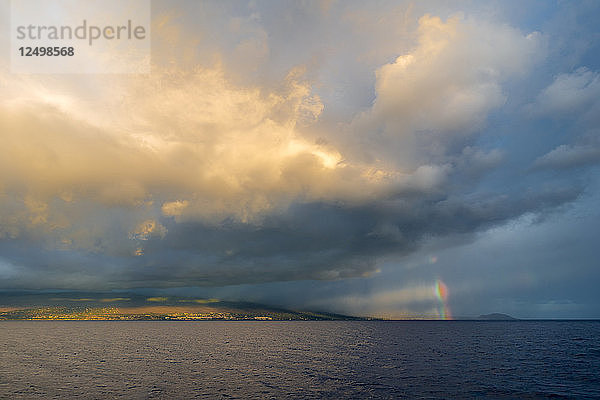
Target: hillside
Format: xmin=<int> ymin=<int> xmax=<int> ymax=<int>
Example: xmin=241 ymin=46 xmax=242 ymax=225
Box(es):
xmin=0 ymin=292 xmax=364 ymax=321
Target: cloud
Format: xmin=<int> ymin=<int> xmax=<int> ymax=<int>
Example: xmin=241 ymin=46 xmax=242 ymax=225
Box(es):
xmin=528 ymin=68 xmax=600 ymax=171
xmin=129 ymin=220 xmax=168 ymax=241
xmin=0 ymin=258 xmax=18 ymax=280
xmin=347 ymin=14 xmax=541 ymax=168
xmin=532 ymin=67 xmax=600 ymax=118
xmin=0 ymin=65 xmax=368 ymax=222
xmin=533 ymin=144 xmax=600 ymax=170
xmin=0 ymin=181 xmax=580 ymax=290
xmin=0 ymin=7 xmax=584 ymax=295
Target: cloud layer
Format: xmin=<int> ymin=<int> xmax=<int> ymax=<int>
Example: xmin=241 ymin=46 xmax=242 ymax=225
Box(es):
xmin=1 ymin=1 xmax=599 ymax=317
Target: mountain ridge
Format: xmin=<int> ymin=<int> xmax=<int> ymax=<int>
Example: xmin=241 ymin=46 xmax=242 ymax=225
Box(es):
xmin=0 ymin=291 xmax=367 ymax=321
xmin=477 ymin=313 xmax=518 ymax=320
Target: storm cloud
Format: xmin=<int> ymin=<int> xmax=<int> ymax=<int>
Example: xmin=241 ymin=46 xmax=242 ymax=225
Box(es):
xmin=1 ymin=1 xmax=599 ymax=317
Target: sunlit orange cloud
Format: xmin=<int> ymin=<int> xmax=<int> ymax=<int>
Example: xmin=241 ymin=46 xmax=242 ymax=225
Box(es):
xmin=0 ymin=12 xmax=541 ymax=260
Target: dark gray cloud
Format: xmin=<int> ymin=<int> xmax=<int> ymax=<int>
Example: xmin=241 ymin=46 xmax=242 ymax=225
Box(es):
xmin=0 ymin=180 xmax=582 ymax=290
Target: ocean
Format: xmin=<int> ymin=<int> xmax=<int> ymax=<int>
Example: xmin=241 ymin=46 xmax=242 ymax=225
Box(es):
xmin=1 ymin=321 xmax=599 ymax=399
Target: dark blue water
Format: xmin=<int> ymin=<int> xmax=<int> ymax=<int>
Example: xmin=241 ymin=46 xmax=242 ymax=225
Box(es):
xmin=1 ymin=321 xmax=599 ymax=399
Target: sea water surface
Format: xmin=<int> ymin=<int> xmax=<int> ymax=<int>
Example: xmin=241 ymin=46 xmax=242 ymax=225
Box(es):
xmin=1 ymin=321 xmax=599 ymax=399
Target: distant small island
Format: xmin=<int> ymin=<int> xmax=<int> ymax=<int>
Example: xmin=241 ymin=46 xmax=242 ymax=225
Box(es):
xmin=477 ymin=313 xmax=518 ymax=320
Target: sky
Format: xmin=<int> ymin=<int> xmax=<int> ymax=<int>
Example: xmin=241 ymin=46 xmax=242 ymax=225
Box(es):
xmin=1 ymin=0 xmax=599 ymax=319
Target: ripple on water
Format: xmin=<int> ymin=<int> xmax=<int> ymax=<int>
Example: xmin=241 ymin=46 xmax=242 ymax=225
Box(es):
xmin=0 ymin=321 xmax=599 ymax=399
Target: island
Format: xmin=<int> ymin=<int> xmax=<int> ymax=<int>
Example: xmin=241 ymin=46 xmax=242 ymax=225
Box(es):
xmin=477 ymin=313 xmax=518 ymax=320
xmin=0 ymin=292 xmax=368 ymax=321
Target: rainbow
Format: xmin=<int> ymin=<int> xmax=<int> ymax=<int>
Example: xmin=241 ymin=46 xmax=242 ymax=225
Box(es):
xmin=434 ymin=279 xmax=452 ymax=320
